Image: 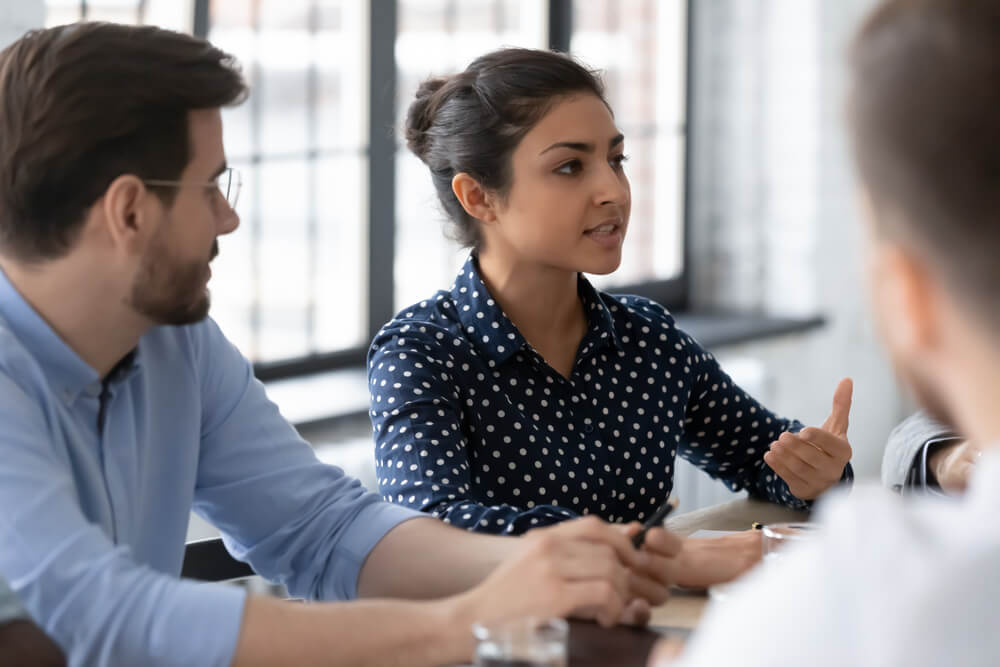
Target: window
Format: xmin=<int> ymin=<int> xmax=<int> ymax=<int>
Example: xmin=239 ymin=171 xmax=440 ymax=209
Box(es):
xmin=45 ymin=0 xmax=191 ymax=31
xmin=571 ymin=0 xmax=687 ymax=293
xmin=43 ymin=0 xmax=690 ymax=381
xmin=207 ymin=2 xmax=369 ymax=363
xmin=393 ymin=0 xmax=546 ymax=310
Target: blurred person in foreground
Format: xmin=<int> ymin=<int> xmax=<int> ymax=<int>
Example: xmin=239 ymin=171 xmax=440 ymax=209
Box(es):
xmin=0 ymin=22 xmax=682 ymax=667
xmin=651 ymin=0 xmax=1000 ymax=664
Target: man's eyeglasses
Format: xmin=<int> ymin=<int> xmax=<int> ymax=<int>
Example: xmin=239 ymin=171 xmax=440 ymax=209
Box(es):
xmin=144 ymin=167 xmax=242 ymax=211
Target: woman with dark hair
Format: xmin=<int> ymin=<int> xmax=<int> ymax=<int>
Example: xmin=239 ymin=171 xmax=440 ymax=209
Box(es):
xmin=368 ymin=47 xmax=854 ymax=586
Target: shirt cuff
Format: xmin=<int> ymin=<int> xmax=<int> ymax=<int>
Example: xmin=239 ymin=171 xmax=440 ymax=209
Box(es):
xmin=839 ymin=463 xmax=854 ymax=486
xmin=912 ymin=436 xmax=960 ymax=495
xmin=324 ymin=501 xmax=425 ymax=601
xmin=145 ymin=579 xmax=246 ymax=667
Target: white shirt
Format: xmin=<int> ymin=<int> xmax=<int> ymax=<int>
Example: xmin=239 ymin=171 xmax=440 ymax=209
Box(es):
xmin=673 ymin=452 xmax=1000 ymax=667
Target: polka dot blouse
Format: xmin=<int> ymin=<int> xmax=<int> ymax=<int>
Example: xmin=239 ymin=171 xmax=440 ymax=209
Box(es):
xmin=368 ymin=255 xmax=849 ymax=535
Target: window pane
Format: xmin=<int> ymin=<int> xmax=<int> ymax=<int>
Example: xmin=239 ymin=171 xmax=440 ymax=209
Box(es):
xmin=210 ymin=0 xmax=368 ymax=363
xmin=40 ymin=0 xmax=369 ymax=366
xmin=211 ymin=155 xmax=365 ymax=362
xmin=572 ymin=0 xmax=686 ymax=288
xmin=393 ymin=0 xmax=546 ymax=311
xmin=45 ymin=0 xmax=191 ymax=30
xmin=255 ymin=159 xmax=311 ymax=361
xmin=312 ymin=155 xmax=367 ymax=353
xmin=45 ymin=0 xmax=89 ymax=26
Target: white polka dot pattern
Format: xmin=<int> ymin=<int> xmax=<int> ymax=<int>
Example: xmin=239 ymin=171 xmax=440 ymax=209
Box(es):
xmin=367 ymin=255 xmax=818 ymax=535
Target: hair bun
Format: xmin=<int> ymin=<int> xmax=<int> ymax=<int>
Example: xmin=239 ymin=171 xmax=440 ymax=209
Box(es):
xmin=405 ymin=75 xmax=450 ymax=162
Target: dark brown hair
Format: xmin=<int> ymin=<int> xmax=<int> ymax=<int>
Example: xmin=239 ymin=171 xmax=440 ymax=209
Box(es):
xmin=849 ymin=0 xmax=1000 ymax=323
xmin=405 ymin=47 xmax=608 ymax=249
xmin=0 ymin=22 xmax=247 ymax=262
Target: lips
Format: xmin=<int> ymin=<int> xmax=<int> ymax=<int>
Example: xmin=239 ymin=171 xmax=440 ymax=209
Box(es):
xmin=583 ymin=218 xmax=625 ymax=249
xmin=586 ymin=222 xmax=619 ymax=235
xmin=584 ymin=217 xmax=625 ymax=236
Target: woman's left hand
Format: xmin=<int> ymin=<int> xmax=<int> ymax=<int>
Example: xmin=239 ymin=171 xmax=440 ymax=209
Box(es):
xmin=624 ymin=528 xmax=763 ymax=592
xmin=764 ymin=378 xmax=854 ymax=500
xmin=673 ymin=532 xmax=762 ymax=589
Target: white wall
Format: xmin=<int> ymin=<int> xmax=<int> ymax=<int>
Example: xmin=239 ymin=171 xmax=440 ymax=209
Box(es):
xmin=683 ymin=0 xmax=906 ymax=484
xmin=0 ymin=0 xmax=43 ymax=48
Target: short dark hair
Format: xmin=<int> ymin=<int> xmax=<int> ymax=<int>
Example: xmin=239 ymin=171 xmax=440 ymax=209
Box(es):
xmin=404 ymin=47 xmax=608 ymax=249
xmin=0 ymin=22 xmax=247 ymax=262
xmin=849 ymin=0 xmax=1000 ymax=325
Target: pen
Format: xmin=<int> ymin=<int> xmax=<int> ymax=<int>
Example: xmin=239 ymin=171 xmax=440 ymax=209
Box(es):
xmin=632 ymin=497 xmax=679 ymax=548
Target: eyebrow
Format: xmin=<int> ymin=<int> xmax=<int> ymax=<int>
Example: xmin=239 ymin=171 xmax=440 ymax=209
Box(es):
xmin=539 ymin=133 xmax=625 ymax=155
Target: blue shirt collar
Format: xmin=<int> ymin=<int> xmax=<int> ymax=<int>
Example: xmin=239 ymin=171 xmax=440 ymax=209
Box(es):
xmin=577 ymin=277 xmax=623 ymax=357
xmin=0 ymin=266 xmax=138 ymax=403
xmin=448 ymin=254 xmax=622 ymax=364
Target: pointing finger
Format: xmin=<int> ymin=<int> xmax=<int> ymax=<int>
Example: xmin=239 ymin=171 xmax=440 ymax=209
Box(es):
xmin=821 ymin=378 xmax=853 ymax=437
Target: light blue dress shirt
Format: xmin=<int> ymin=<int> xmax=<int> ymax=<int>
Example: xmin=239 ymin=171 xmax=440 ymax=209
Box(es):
xmin=0 ymin=269 xmax=420 ymax=666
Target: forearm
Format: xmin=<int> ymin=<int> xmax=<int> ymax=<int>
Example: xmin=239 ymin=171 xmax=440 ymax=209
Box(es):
xmin=358 ymin=517 xmax=516 ymax=599
xmin=233 ymin=594 xmax=476 ymax=667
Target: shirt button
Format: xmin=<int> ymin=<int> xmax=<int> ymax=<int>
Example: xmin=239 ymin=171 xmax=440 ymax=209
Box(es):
xmin=584 ymin=424 xmax=595 ymax=434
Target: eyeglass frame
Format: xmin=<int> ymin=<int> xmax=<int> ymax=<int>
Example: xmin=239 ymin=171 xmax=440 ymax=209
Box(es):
xmin=143 ymin=166 xmax=242 ymax=211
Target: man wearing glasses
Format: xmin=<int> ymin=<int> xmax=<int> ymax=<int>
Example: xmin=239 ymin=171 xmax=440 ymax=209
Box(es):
xmin=0 ymin=21 xmax=680 ymax=667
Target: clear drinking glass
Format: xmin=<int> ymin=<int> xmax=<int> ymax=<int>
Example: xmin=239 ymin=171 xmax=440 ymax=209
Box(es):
xmin=761 ymin=522 xmax=816 ymax=564
xmin=472 ymin=617 xmax=568 ymax=667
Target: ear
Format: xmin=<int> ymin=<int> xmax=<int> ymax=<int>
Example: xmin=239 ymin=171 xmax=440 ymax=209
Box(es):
xmin=451 ymin=172 xmax=499 ymax=224
xmin=100 ymin=174 xmax=158 ymax=253
xmin=871 ymin=242 xmax=940 ymax=360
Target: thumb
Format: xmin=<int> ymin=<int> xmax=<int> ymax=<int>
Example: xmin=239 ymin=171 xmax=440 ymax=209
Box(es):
xmin=821 ymin=378 xmax=853 ymax=437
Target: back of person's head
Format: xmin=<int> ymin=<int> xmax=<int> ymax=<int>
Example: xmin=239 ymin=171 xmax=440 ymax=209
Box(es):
xmin=849 ymin=0 xmax=1000 ymax=328
xmin=404 ymin=47 xmax=608 ymax=249
xmin=0 ymin=22 xmax=247 ymax=263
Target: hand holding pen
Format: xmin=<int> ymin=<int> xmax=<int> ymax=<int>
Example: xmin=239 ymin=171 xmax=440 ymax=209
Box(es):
xmin=619 ymin=497 xmax=683 ymax=623
xmin=633 ymin=497 xmax=679 ymax=548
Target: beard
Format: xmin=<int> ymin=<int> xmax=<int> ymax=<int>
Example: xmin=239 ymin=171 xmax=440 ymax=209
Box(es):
xmin=128 ymin=239 xmax=218 ymax=326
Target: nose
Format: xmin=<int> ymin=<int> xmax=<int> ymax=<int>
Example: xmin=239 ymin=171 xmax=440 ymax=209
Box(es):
xmin=594 ymin=161 xmax=630 ymax=208
xmin=217 ymin=204 xmax=240 ymax=236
